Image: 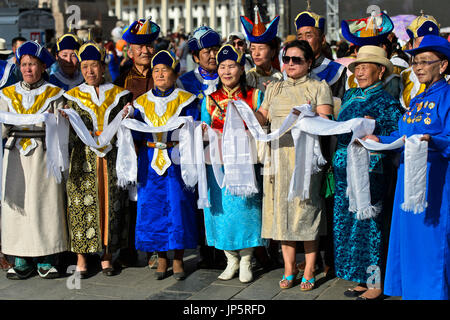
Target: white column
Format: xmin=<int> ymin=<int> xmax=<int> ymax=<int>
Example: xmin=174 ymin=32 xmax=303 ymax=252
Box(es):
xmin=174 ymin=6 xmax=181 ymax=31
xmin=209 ymin=0 xmax=216 ymax=29
xmin=233 ymin=0 xmax=239 ymax=32
xmin=185 ymin=0 xmax=193 ymax=33
xmin=220 ymin=5 xmax=227 ymax=36
xmin=137 ymin=0 xmax=144 ymax=19
xmin=161 ymin=0 xmax=168 ymax=35
xmin=151 ymin=7 xmax=159 ymax=24
xmin=115 ymin=0 xmax=122 ymax=20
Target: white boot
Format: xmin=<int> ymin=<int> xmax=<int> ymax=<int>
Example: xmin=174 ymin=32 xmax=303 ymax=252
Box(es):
xmin=239 ymin=248 xmax=254 ymax=283
xmin=218 ymin=250 xmax=240 ymax=280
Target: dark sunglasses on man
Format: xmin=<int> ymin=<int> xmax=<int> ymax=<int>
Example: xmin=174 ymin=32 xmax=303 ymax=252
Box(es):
xmin=233 ymin=40 xmax=245 ymax=47
xmin=282 ymin=55 xmax=306 ymax=65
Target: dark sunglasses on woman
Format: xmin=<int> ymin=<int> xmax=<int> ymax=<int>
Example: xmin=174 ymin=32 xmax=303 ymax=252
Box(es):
xmin=282 ymin=55 xmax=306 ymax=65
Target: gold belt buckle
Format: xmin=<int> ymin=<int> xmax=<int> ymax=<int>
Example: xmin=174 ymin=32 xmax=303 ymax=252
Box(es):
xmin=155 ymin=142 xmax=167 ymax=149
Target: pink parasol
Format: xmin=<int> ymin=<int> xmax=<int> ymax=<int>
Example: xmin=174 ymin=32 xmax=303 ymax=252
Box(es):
xmin=390 ymin=15 xmax=417 ymax=41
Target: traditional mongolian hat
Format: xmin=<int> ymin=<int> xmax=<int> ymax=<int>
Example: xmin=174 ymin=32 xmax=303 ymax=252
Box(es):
xmin=187 ymin=26 xmax=221 ymax=52
xmin=294 ymin=11 xmax=325 ymax=33
xmin=16 ymin=40 xmax=55 ymax=67
xmin=406 ymin=34 xmax=450 ymax=61
xmin=76 ymin=30 xmax=106 ymax=62
xmin=122 ymin=18 xmax=160 ymax=45
xmin=348 ymin=45 xmax=393 ymax=76
xmin=341 ymin=11 xmax=394 ymax=47
xmin=56 ymin=27 xmax=82 ymax=52
xmin=216 ymin=44 xmax=245 ymax=66
xmin=240 ymin=5 xmax=280 ymax=43
xmin=406 ymin=11 xmax=440 ymax=39
xmin=294 ymin=1 xmax=325 ymax=33
xmin=151 ymin=50 xmax=180 ymax=73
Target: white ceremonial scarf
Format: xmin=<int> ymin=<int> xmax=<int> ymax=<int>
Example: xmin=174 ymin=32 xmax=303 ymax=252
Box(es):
xmin=228 ymin=100 xmax=376 ymax=201
xmin=61 ymin=107 xmax=130 ymax=158
xmin=116 ymin=115 xmax=197 ymax=188
xmin=194 ymin=100 xmax=376 ymax=209
xmin=0 ymin=111 xmax=64 ymax=197
xmin=353 ymin=134 xmax=428 ymax=217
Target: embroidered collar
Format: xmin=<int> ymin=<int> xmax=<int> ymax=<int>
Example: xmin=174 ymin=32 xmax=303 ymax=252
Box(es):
xmin=21 ymin=78 xmax=45 ymax=91
xmin=198 ymin=66 xmax=218 ymax=80
xmin=152 ymin=86 xmax=175 ymax=97
xmin=221 ymin=85 xmax=241 ymax=99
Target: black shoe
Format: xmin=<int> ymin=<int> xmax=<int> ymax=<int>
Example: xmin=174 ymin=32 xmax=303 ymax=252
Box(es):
xmin=38 ymin=266 xmax=60 ymax=279
xmin=173 ymin=271 xmax=186 ymax=281
xmin=154 ymin=271 xmax=169 ymax=280
xmin=6 ymin=266 xmax=35 ymax=280
xmin=344 ymin=288 xmax=367 ymax=298
xmin=102 ymin=267 xmax=116 ymax=277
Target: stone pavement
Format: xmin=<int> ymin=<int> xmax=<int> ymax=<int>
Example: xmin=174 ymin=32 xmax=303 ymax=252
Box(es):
xmin=0 ymin=250 xmax=401 ymax=301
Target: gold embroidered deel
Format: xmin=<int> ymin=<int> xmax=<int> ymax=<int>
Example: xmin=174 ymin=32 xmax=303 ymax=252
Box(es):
xmin=136 ymin=91 xmax=192 ymax=172
xmin=2 ymin=85 xmax=62 ymax=114
xmin=2 ymin=85 xmax=62 ymax=150
xmin=66 ymin=86 xmax=125 ymax=131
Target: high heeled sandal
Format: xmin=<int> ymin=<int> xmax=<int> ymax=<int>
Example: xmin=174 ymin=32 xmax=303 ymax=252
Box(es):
xmin=300 ymin=276 xmax=315 ymax=291
xmin=279 ymin=274 xmax=297 ymax=289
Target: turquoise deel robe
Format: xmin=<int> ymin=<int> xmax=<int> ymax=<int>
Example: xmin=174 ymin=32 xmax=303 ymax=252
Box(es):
xmin=380 ymin=79 xmax=450 ymax=300
xmin=332 ymin=82 xmax=402 ymax=283
xmin=200 ymin=89 xmax=266 ymax=251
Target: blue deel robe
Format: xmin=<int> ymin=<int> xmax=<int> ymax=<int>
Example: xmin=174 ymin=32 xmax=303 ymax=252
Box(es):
xmin=177 ymin=66 xmax=219 ymax=110
xmin=0 ymin=60 xmax=17 ymax=89
xmin=380 ymin=79 xmax=450 ymax=300
xmin=133 ymin=90 xmax=199 ymax=252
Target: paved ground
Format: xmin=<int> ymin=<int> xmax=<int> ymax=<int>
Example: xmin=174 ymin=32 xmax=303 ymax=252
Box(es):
xmin=0 ymin=249 xmax=401 ymax=301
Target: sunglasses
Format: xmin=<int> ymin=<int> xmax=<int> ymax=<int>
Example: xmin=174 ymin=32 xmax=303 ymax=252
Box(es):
xmin=282 ymin=55 xmax=306 ymax=65
xmin=233 ymin=40 xmax=245 ymax=47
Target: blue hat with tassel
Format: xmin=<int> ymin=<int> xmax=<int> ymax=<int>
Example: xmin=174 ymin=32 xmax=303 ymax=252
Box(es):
xmin=341 ymin=11 xmax=394 ymax=47
xmin=122 ymin=18 xmax=160 ymax=45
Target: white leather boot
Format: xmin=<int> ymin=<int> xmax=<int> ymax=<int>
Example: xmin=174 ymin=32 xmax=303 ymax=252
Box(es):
xmin=239 ymin=248 xmax=254 ymax=283
xmin=218 ymin=250 xmax=240 ymax=280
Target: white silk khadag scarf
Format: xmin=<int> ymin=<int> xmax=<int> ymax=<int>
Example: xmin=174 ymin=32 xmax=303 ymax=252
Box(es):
xmin=116 ymin=115 xmax=197 ymax=188
xmin=350 ymin=134 xmax=428 ymax=218
xmin=61 ymin=107 xmax=129 ymax=158
xmin=195 ymin=100 xmax=376 ymax=209
xmin=0 ymin=111 xmax=66 ymax=196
